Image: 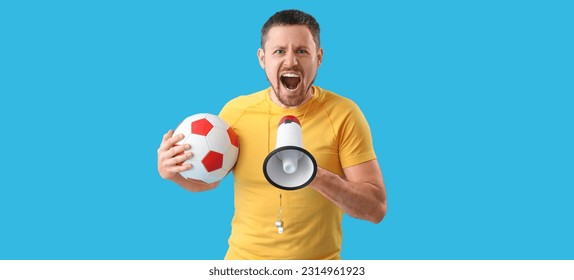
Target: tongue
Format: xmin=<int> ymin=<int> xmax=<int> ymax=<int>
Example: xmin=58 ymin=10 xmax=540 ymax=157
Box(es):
xmin=282 ymin=77 xmax=300 ymax=90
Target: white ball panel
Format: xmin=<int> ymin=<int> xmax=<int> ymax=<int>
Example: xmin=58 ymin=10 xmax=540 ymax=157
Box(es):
xmin=222 ymin=145 xmax=239 ymax=170
xmin=186 ymin=113 xmax=208 ymax=123
xmin=174 ymin=121 xmax=191 ymax=145
xmin=180 ymin=159 xmax=208 ymax=181
xmin=205 ymin=113 xmax=229 ymax=130
xmin=205 ymin=127 xmax=231 ymax=153
xmin=203 ymin=168 xmax=229 ymax=183
xmin=184 ymin=134 xmax=210 ymax=161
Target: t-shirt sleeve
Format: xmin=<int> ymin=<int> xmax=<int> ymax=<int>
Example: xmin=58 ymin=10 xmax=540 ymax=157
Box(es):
xmin=218 ymin=98 xmax=243 ymax=128
xmin=338 ymin=102 xmax=377 ymax=168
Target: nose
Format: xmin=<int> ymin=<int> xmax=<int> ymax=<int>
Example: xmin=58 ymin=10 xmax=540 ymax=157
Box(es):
xmin=283 ymin=51 xmax=299 ymax=67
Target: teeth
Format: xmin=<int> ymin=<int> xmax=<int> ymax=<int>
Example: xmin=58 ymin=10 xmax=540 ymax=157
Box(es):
xmin=281 ymin=73 xmax=300 ymax=78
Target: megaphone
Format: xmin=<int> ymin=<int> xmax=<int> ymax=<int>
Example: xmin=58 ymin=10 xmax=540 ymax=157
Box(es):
xmin=263 ymin=115 xmax=317 ymax=191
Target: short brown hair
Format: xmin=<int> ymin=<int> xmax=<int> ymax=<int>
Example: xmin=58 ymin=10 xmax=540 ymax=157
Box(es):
xmin=260 ymin=9 xmax=321 ymax=49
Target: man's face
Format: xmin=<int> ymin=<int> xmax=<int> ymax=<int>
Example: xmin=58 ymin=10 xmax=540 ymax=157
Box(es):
xmin=258 ymin=25 xmax=323 ymax=108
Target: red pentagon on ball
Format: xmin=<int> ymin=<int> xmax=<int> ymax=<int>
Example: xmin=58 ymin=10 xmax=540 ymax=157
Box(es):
xmin=202 ymin=151 xmax=223 ymax=172
xmin=191 ymin=118 xmax=214 ymax=136
xmin=227 ymin=127 xmax=239 ymax=147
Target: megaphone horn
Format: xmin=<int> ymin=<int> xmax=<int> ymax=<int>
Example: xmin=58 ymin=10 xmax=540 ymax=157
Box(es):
xmin=263 ymin=116 xmax=317 ymax=191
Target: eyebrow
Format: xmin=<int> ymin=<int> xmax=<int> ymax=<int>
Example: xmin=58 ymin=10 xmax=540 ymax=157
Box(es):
xmin=269 ymin=45 xmax=310 ymax=50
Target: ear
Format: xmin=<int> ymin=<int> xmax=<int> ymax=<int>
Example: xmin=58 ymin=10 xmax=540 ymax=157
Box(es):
xmin=317 ymin=47 xmax=324 ymax=68
xmin=257 ymin=48 xmax=265 ymax=69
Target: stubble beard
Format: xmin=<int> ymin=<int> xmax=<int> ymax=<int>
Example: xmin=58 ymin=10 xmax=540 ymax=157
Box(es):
xmin=267 ymin=76 xmax=316 ymax=107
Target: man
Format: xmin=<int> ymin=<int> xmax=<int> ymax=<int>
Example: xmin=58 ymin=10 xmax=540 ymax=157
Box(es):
xmin=157 ymin=9 xmax=386 ymax=259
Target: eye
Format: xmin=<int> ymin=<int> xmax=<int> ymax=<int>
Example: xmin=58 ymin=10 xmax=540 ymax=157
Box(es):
xmin=274 ymin=50 xmax=285 ymax=54
xmin=297 ymin=49 xmax=308 ymax=54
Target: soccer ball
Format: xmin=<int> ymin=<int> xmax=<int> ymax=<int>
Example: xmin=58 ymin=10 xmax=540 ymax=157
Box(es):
xmin=173 ymin=113 xmax=239 ymax=183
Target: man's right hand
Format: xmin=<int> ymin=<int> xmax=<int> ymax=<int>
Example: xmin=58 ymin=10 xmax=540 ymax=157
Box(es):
xmin=157 ymin=129 xmax=193 ymax=180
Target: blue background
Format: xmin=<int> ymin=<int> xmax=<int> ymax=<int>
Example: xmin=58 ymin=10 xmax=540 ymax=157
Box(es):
xmin=1 ymin=0 xmax=572 ymax=259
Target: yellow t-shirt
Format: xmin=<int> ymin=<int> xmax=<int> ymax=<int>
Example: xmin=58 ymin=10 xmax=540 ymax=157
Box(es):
xmin=219 ymin=86 xmax=376 ymax=259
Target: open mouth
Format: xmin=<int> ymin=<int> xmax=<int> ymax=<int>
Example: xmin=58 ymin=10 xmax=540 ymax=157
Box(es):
xmin=280 ymin=73 xmax=301 ymax=91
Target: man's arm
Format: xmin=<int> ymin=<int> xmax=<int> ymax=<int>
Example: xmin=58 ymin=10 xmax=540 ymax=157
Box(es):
xmin=157 ymin=129 xmax=220 ymax=192
xmin=311 ymin=159 xmax=387 ymax=223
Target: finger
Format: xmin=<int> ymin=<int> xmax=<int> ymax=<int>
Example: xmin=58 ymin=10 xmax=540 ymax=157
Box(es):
xmin=172 ymin=151 xmax=193 ymax=166
xmin=162 ymin=129 xmax=174 ymax=142
xmin=158 ymin=133 xmax=185 ymax=154
xmin=160 ymin=150 xmax=184 ymax=168
xmin=167 ymin=133 xmax=185 ymax=147
xmin=168 ymin=143 xmax=191 ymax=158
xmin=158 ymin=130 xmax=175 ymax=153
xmin=167 ymin=163 xmax=193 ymax=173
xmin=159 ymin=143 xmax=191 ymax=162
